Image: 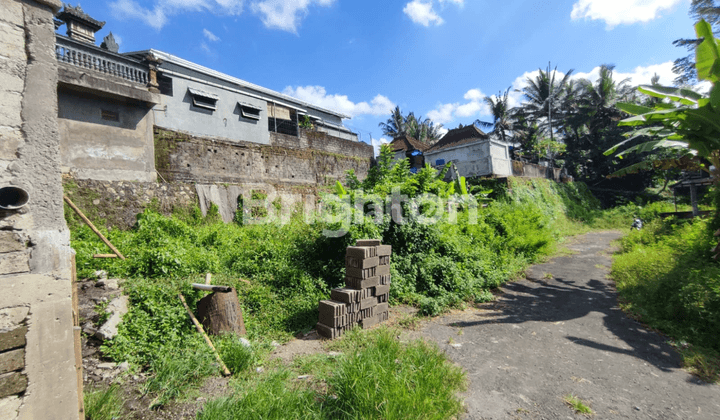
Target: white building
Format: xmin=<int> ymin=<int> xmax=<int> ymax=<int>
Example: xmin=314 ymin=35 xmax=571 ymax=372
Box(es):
xmin=425 ymin=125 xmax=511 ymax=178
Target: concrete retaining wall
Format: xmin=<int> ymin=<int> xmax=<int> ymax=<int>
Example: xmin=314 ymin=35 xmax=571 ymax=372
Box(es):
xmin=0 ymin=1 xmax=79 ymax=418
xmin=155 ymin=127 xmax=372 ymax=187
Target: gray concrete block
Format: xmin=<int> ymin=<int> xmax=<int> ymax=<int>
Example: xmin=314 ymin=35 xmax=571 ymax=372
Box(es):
xmin=379 ymin=275 xmax=392 ymax=285
xmin=378 ymin=255 xmax=390 ymax=265
xmin=330 ymin=288 xmax=360 ymax=304
xmin=346 ymin=275 xmax=378 ymax=290
xmin=0 ymin=327 xmax=26 ymax=352
xmin=0 ymin=232 xmax=25 ymax=254
xmin=377 ymin=244 xmax=392 ymax=256
xmin=377 ymin=293 xmax=389 ymax=303
xmin=346 ymin=246 xmax=376 ymax=259
xmin=346 ymin=266 xmax=377 ymax=279
xmin=361 ymin=315 xmax=379 ymax=330
xmin=376 ymin=264 xmax=390 ymax=277
xmin=0 ymin=372 xmax=27 ymax=398
xmin=319 ymin=300 xmax=346 ymax=317
xmin=0 ymin=349 xmax=24 ymax=375
xmin=345 ymin=255 xmax=378 ymax=269
xmin=360 ymin=297 xmax=378 ymax=310
xmin=316 ymin=322 xmax=341 ymax=339
xmin=356 ymin=239 xmax=381 ymax=246
xmin=0 ymin=253 xmax=30 ymax=275
xmin=376 ymin=302 xmax=389 ymax=314
xmin=374 ymin=284 xmax=390 ymax=296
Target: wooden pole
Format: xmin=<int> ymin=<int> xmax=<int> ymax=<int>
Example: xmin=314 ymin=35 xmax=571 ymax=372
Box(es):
xmin=63 ymin=195 xmax=126 ymax=260
xmin=93 ymin=254 xmax=118 ymax=258
xmin=71 ymin=254 xmax=85 ymax=418
xmin=178 ymin=293 xmax=231 ymax=377
xmin=205 ymin=273 xmax=212 ymax=285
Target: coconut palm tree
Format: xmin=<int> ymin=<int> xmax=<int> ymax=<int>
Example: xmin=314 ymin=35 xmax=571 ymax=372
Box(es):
xmin=517 ymin=63 xmax=574 ymax=142
xmin=475 ymin=87 xmax=512 ymax=144
xmin=378 ymin=106 xmax=405 ymax=138
xmin=379 ymin=107 xmax=444 ymax=144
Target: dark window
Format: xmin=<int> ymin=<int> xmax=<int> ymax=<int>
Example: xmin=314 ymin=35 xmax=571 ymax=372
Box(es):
xmin=158 ymin=74 xmax=173 ymax=96
xmin=239 ymin=104 xmax=261 ymax=120
xmin=188 ymin=88 xmax=218 ymax=111
xmin=101 ymin=109 xmax=119 ymax=121
xmin=268 ymin=109 xmax=298 ymax=136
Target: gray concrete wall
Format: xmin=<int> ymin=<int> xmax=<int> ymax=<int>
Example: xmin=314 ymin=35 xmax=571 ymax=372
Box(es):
xmin=154 ymin=73 xmax=272 ymax=145
xmin=0 ymin=0 xmax=79 ymax=419
xmin=153 ymin=64 xmax=354 ymax=145
xmin=58 ymin=88 xmax=157 ymax=182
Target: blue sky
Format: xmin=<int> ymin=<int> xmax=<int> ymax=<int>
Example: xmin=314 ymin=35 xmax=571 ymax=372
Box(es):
xmin=70 ymin=1 xmax=700 ymax=151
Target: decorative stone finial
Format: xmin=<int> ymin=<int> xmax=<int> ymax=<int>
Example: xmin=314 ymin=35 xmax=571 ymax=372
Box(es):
xmin=56 ymin=4 xmax=105 ymax=44
xmin=100 ymin=32 xmax=119 ymax=53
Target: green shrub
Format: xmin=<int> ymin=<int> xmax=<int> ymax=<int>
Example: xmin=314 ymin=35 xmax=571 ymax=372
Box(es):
xmin=612 ymin=218 xmax=720 ymax=353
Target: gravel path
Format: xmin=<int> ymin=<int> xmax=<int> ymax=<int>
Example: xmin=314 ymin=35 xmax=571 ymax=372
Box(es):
xmin=422 ymin=231 xmax=720 ymax=419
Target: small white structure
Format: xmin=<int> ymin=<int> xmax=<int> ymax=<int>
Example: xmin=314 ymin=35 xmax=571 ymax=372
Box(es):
xmin=425 ymin=125 xmax=511 ymax=178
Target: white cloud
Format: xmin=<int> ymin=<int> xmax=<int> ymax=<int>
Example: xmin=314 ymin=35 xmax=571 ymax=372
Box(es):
xmin=282 ymin=85 xmax=396 ymax=118
xmin=427 ymin=88 xmax=490 ymax=125
xmin=570 ymin=0 xmax=682 ymax=29
xmin=110 ymin=0 xmax=335 ymax=32
xmin=251 ymin=0 xmax=335 ymax=33
xmin=110 ymin=0 xmax=244 ymax=30
xmin=403 ymin=1 xmax=444 ymax=26
xmin=439 ymin=0 xmax=463 ymax=5
xmin=573 ymin=61 xmax=678 ymax=87
xmin=371 ymin=137 xmax=391 ymax=157
xmin=203 ymin=28 xmax=220 ymax=41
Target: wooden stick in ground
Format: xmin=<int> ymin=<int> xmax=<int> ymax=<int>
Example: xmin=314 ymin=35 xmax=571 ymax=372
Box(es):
xmin=205 ymin=273 xmax=212 ymax=285
xmin=178 ymin=293 xmax=231 ymax=377
xmin=63 ymin=195 xmax=126 ymax=260
xmin=93 ymin=254 xmax=118 ymax=258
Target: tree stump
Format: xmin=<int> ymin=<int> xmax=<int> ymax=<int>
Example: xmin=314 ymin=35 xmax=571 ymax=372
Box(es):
xmin=196 ymin=288 xmax=246 ymax=336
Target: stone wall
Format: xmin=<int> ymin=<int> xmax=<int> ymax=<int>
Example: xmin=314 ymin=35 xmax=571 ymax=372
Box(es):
xmin=63 ymin=178 xmax=324 ymax=229
xmin=63 ymin=178 xmax=198 ymax=229
xmin=155 ymin=127 xmax=372 ymax=186
xmin=0 ymin=1 xmax=79 ymax=419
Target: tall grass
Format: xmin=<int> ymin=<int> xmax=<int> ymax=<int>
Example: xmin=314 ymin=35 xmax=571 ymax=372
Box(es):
xmin=612 ymin=217 xmax=720 ymax=381
xmin=84 ymin=384 xmax=124 ymax=420
xmin=142 ymin=337 xmax=220 ymax=408
xmin=196 ymin=327 xmax=467 ymax=420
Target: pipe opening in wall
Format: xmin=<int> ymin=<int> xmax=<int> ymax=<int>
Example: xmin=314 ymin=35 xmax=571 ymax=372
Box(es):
xmin=0 ymin=186 xmax=30 ymax=210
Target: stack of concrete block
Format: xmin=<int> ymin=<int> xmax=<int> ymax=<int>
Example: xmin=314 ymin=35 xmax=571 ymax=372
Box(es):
xmin=316 ymin=239 xmax=392 ymax=339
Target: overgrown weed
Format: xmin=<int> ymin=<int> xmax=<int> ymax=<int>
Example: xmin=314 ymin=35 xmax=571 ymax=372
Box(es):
xmin=84 ymin=384 xmax=125 ymax=420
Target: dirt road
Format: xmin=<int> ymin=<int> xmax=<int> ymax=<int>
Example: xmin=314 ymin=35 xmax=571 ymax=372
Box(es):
xmin=422 ymin=231 xmax=720 ymax=419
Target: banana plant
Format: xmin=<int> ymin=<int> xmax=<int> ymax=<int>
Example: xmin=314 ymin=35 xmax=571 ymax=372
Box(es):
xmin=604 ymin=19 xmax=720 ymax=180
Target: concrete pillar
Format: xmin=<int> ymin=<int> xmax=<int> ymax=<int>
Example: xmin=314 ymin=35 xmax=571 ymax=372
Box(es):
xmin=0 ymin=0 xmax=79 ymax=419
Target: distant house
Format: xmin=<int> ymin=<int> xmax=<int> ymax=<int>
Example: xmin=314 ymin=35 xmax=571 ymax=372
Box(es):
xmin=123 ymin=49 xmax=359 ymax=145
xmin=388 ymin=134 xmax=428 ymax=172
xmin=425 ymin=125 xmax=511 ymax=178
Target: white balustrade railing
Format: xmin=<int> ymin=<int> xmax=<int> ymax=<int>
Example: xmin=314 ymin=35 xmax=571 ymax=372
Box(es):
xmin=55 ymin=35 xmax=149 ymax=85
